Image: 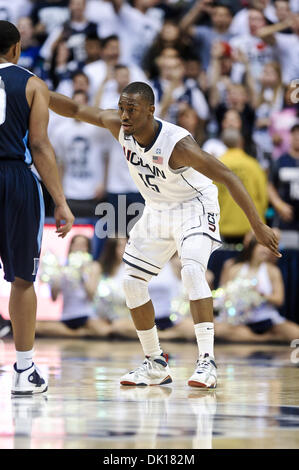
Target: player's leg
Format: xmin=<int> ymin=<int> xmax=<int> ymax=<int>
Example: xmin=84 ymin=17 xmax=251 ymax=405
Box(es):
xmin=6 ymin=166 xmax=47 ymax=395
xmin=176 ymin=212 xmax=222 ymax=388
xmin=120 ymin=267 xmax=172 ymax=386
xmin=120 ymin=209 xmax=176 ymax=386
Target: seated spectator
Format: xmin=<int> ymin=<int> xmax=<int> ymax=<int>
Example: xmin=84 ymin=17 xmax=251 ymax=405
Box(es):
xmin=214 ymin=237 xmax=299 ymax=343
xmin=152 ymin=55 xmax=209 ymax=123
xmin=50 ymin=90 xmax=108 ymax=217
xmin=84 ymin=31 xmax=102 ymax=65
xmin=216 ymin=128 xmax=268 ymax=244
xmin=253 ymin=61 xmax=284 ymax=169
xmin=96 ymin=240 xmax=191 ymax=339
xmin=268 ymin=124 xmax=299 ymax=242
xmin=17 ymin=16 xmax=41 ymax=73
xmin=179 ymin=1 xmax=234 ymax=70
xmin=36 ymin=234 xmax=110 ymax=338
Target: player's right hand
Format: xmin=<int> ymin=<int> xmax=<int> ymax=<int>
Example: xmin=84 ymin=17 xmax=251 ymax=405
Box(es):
xmin=54 ymin=203 xmax=75 ymax=238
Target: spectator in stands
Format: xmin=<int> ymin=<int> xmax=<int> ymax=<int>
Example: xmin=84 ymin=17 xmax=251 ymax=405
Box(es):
xmin=176 ymin=104 xmax=206 ymax=146
xmin=50 ymin=90 xmax=108 ymax=217
xmin=214 ymin=83 xmax=256 ymax=155
xmin=17 ymin=16 xmax=41 ymax=73
xmin=55 ymin=69 xmax=90 ymax=98
xmin=268 ymin=124 xmax=299 ymax=242
xmin=48 ymin=39 xmax=77 ymax=90
xmin=84 ymin=31 xmax=102 ymax=65
xmin=229 ymin=8 xmax=277 ymax=81
xmin=229 ymin=0 xmax=278 ymax=36
xmin=179 ymin=1 xmax=234 ymax=70
xmin=142 ymin=20 xmax=193 ymax=79
xmin=214 ymin=237 xmax=299 ymax=343
xmin=36 ymin=234 xmax=110 ymax=338
xmin=31 ymin=0 xmax=70 ymax=44
xmin=0 ymin=0 xmax=32 ymax=25
xmin=39 ymin=0 xmax=98 ymax=65
xmin=202 ymin=109 xmax=245 ymax=159
xmin=253 ymin=61 xmax=284 ymax=168
xmin=152 ymin=55 xmax=209 ymax=123
xmin=269 ymin=83 xmax=299 ymax=160
xmin=84 ymin=34 xmax=147 ymax=99
xmin=216 ymin=128 xmax=268 ymax=244
xmin=208 ymin=40 xmax=256 ymax=109
xmin=257 ymin=12 xmax=299 ymax=84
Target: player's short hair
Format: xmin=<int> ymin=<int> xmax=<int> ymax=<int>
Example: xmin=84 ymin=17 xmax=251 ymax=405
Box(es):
xmin=0 ymin=21 xmax=20 ymax=55
xmin=291 ymin=124 xmax=299 ymax=133
xmin=121 ymin=82 xmax=155 ymax=105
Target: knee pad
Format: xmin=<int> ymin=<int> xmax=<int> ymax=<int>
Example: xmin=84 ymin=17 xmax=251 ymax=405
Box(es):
xmin=123 ymin=274 xmax=150 ymax=309
xmin=181 ymin=260 xmax=211 ymax=301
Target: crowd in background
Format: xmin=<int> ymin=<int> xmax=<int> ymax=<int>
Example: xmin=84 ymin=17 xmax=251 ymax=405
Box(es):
xmin=1 ymin=0 xmax=299 ymax=340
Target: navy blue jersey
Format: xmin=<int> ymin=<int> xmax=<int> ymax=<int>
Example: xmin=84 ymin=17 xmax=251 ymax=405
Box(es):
xmin=0 ymin=62 xmax=33 ymax=163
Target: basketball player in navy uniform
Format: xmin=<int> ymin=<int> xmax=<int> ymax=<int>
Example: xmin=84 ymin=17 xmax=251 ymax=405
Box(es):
xmin=49 ymin=82 xmax=281 ymax=389
xmin=0 ymin=21 xmax=74 ymax=395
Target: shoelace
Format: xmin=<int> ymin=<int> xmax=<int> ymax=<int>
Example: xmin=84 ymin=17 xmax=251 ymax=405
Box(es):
xmin=132 ymin=358 xmax=164 ymax=377
xmin=196 ymin=359 xmax=212 ymax=371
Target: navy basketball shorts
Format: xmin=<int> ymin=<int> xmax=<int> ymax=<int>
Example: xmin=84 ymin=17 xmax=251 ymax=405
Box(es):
xmin=0 ymin=160 xmax=45 ymax=283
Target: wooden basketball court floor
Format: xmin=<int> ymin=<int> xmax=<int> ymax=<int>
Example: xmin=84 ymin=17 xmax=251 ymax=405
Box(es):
xmin=0 ymin=338 xmax=299 ymax=449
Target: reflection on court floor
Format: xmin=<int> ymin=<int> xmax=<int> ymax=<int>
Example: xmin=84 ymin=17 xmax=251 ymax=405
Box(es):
xmin=0 ymin=339 xmax=299 ymax=449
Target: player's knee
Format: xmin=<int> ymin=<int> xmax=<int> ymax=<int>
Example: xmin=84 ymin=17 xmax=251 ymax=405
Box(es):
xmin=181 ymin=260 xmax=211 ymax=301
xmin=123 ymin=274 xmax=150 ymax=309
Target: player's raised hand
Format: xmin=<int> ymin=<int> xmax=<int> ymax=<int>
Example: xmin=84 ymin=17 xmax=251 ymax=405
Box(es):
xmin=253 ymin=223 xmax=282 ymax=258
xmin=54 ymin=203 xmax=75 ymax=238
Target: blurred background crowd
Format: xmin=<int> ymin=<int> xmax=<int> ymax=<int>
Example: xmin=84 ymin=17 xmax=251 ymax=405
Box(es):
xmin=0 ymin=0 xmax=299 ymax=342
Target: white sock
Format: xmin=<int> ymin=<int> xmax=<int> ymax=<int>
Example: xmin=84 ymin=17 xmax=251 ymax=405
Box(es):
xmin=136 ymin=325 xmax=163 ymax=358
xmin=194 ymin=322 xmax=214 ymax=358
xmin=16 ymin=349 xmax=34 ymax=371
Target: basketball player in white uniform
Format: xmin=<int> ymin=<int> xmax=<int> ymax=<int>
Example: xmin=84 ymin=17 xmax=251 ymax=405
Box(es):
xmin=49 ymin=82 xmax=281 ymax=389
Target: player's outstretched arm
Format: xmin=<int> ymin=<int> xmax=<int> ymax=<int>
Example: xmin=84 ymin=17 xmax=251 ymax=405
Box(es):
xmin=49 ymin=91 xmax=121 ymax=138
xmin=170 ymin=136 xmax=281 ymax=258
xmin=27 ymin=77 xmax=74 ymax=238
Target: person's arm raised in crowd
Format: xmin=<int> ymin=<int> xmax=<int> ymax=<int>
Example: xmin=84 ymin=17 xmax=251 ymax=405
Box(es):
xmin=257 ymin=18 xmax=292 ymax=42
xmin=49 ymin=90 xmax=121 ymax=139
xmin=169 ymin=136 xmax=281 ymax=258
xmin=26 ymin=77 xmax=74 ymax=238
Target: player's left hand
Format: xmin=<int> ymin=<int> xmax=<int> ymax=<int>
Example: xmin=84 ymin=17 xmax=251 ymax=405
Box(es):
xmin=253 ymin=223 xmax=282 ymax=258
xmin=54 ymin=203 xmax=75 ymax=238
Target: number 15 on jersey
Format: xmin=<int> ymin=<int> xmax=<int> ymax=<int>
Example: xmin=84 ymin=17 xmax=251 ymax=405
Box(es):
xmin=0 ymin=77 xmax=6 ymax=126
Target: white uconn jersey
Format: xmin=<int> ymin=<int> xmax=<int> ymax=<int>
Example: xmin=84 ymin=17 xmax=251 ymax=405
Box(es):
xmin=118 ymin=118 xmax=219 ymax=212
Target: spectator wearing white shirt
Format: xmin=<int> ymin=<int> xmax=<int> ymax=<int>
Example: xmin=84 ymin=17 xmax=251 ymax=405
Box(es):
xmin=83 ymin=35 xmax=148 ymax=100
xmin=50 ymin=90 xmax=109 ymax=217
xmin=152 ymin=55 xmax=210 ymax=123
xmin=230 ymin=8 xmax=277 ymax=81
xmin=39 ymin=0 xmax=98 ymax=64
xmin=257 ymin=12 xmax=299 ymax=84
xmin=0 ymin=0 xmax=32 ymax=24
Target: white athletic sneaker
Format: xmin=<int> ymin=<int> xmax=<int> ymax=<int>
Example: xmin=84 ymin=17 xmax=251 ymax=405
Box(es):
xmin=120 ymin=353 xmax=172 ymax=386
xmin=188 ymin=353 xmax=217 ymax=389
xmin=12 ymin=363 xmax=48 ymax=396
